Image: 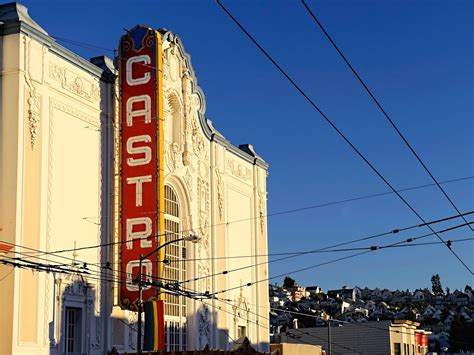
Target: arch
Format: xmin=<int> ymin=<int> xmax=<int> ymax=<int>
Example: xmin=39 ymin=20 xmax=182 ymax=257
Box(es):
xmin=164 ymin=174 xmax=191 ymax=223
xmin=162 ymin=175 xmax=193 ymax=351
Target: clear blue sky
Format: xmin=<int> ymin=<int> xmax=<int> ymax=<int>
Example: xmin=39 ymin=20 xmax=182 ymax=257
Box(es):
xmin=20 ymin=0 xmax=473 ymax=291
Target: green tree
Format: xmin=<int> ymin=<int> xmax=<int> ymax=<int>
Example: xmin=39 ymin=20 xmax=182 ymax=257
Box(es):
xmin=450 ymin=315 xmax=474 ymax=352
xmin=283 ymin=276 xmax=296 ymax=289
xmin=431 ymin=274 xmax=444 ymax=295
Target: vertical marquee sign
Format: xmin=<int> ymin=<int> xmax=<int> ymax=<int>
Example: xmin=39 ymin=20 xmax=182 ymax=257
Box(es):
xmin=119 ymin=26 xmax=164 ymax=310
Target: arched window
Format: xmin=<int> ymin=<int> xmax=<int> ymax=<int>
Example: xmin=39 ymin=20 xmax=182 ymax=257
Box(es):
xmin=163 ymin=185 xmax=187 ymax=350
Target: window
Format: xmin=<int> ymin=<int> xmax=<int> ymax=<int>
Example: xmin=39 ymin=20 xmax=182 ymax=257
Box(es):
xmin=394 ymin=342 xmax=401 ymax=355
xmin=64 ymin=307 xmax=82 ymax=354
xmin=238 ymin=326 xmax=247 ymax=339
xmin=163 ymin=185 xmax=187 ymax=351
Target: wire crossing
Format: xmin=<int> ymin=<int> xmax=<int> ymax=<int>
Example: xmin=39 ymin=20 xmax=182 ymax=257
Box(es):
xmin=300 ymin=0 xmax=473 ymax=233
xmin=215 ymin=0 xmax=473 ymax=274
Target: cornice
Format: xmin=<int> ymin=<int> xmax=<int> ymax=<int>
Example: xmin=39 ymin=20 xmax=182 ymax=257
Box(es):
xmin=159 ymin=29 xmax=269 ymax=170
xmin=0 ymin=2 xmax=113 ymax=83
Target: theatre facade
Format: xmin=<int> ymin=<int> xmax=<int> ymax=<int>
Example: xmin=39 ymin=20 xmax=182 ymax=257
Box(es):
xmin=0 ymin=3 xmax=269 ymax=354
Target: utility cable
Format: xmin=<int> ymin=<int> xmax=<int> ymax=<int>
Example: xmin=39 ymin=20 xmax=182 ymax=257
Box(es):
xmin=179 ymin=221 xmax=472 ymax=286
xmin=215 ymin=0 xmax=473 ymax=274
xmin=300 ymin=0 xmax=473 ymax=233
xmin=15 ymin=209 xmax=473 ymax=269
xmin=3 ymin=221 xmax=470 ymax=300
xmin=208 ymin=223 xmax=471 ymax=296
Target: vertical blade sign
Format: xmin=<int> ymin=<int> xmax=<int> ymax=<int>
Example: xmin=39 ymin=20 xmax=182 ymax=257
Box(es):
xmin=119 ymin=26 xmax=162 ymax=310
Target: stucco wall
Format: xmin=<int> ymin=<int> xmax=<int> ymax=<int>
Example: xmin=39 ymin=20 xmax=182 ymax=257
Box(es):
xmin=0 ymin=16 xmax=114 ymax=354
xmin=1 ymin=6 xmax=269 ymax=353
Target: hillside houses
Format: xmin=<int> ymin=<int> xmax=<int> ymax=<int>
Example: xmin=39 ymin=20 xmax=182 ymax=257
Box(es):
xmin=269 ymin=281 xmax=473 ymax=347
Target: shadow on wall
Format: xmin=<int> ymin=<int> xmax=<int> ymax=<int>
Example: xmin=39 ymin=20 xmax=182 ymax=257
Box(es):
xmin=48 ymin=277 xmax=105 ymax=355
xmin=108 ymin=301 xmax=270 ymax=353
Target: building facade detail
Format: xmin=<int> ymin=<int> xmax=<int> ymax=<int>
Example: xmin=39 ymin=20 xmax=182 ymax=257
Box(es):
xmin=0 ymin=4 xmax=269 ymax=354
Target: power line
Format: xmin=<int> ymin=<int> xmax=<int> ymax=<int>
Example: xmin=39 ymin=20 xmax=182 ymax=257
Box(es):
xmin=215 ymin=0 xmax=473 ymax=274
xmin=31 ymin=177 xmax=471 ymax=260
xmin=208 ymin=223 xmax=471 ymax=296
xmin=178 ymin=220 xmax=472 ymax=286
xmin=6 ymin=234 xmax=472 ymax=306
xmin=15 ymin=205 xmax=474 ymax=269
xmin=2 ymin=220 xmax=470 ymax=298
xmin=6 ymin=214 xmax=469 ymax=290
xmin=300 ymin=0 xmax=473 ymax=233
xmin=90 ymin=235 xmax=474 ymax=265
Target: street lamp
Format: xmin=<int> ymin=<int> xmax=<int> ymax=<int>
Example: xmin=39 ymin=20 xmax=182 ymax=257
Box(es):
xmin=137 ymin=234 xmax=200 ymax=354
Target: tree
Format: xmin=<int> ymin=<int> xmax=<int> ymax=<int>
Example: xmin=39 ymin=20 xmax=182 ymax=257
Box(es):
xmin=431 ymin=274 xmax=444 ymax=295
xmin=283 ymin=276 xmax=296 ymax=289
xmin=450 ymin=315 xmax=474 ymax=352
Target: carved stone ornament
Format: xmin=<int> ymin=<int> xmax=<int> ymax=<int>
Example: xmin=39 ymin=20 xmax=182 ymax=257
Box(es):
xmin=233 ymin=287 xmax=251 ymax=324
xmin=198 ymin=263 xmax=210 ymax=293
xmin=28 ymin=90 xmax=40 ymax=150
xmin=23 ymin=36 xmax=41 ymax=151
xmin=63 ymin=279 xmax=88 ymax=297
xmin=49 ymin=63 xmax=100 ymax=103
xmin=192 ymin=119 xmax=206 ymax=159
xmin=166 ymin=142 xmax=181 ymax=172
xmin=226 ymin=158 xmax=252 ymax=182
xmin=184 ymin=168 xmax=193 ymax=201
xmin=215 ymin=168 xmax=224 ymax=220
xmin=197 ymin=177 xmax=210 ymax=241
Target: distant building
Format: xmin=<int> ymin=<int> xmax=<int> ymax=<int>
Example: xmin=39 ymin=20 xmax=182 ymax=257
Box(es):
xmin=306 ymin=286 xmax=323 ymax=296
xmin=274 ymin=320 xmax=430 ymax=355
xmin=327 ymin=288 xmax=356 ymax=301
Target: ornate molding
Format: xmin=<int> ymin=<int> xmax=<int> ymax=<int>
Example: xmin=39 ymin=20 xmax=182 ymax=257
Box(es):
xmin=197 ymin=177 xmax=210 ymax=242
xmin=226 ymin=158 xmax=252 ymax=182
xmin=166 ymin=142 xmax=181 ymax=173
xmin=27 ymin=90 xmax=40 ymax=150
xmin=49 ymin=98 xmax=99 ymax=127
xmin=184 ymin=168 xmax=193 ymax=201
xmin=191 ymin=113 xmax=206 ymax=160
xmin=49 ymin=62 xmax=100 ymax=103
xmin=23 ymin=35 xmax=41 ymax=150
xmin=215 ymin=167 xmax=224 ymax=220
xmin=44 ymin=101 xmax=55 ymax=346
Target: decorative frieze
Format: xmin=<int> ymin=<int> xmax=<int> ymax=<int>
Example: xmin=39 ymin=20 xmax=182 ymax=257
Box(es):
xmin=49 ymin=63 xmax=100 ymax=103
xmin=226 ymin=158 xmax=252 ymax=182
xmin=215 ymin=168 xmax=224 ymax=220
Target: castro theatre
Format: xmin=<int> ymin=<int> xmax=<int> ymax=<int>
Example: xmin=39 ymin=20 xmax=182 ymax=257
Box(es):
xmin=0 ymin=3 xmax=270 ymax=354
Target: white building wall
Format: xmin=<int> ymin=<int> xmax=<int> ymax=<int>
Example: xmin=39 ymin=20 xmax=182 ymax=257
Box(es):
xmin=0 ymin=4 xmax=269 ymax=354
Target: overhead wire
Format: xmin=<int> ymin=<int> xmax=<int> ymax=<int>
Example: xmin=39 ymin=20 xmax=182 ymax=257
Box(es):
xmin=6 ymin=235 xmax=473 ymax=300
xmin=207 ymin=223 xmax=472 ymax=296
xmin=14 ymin=206 xmax=474 ymax=267
xmin=300 ymin=0 xmax=473 ymax=233
xmin=3 ymin=217 xmax=471 ymax=290
xmin=178 ymin=220 xmax=472 ymax=286
xmin=6 ymin=244 xmax=474 ymax=348
xmin=215 ymin=0 xmax=473 ymax=274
